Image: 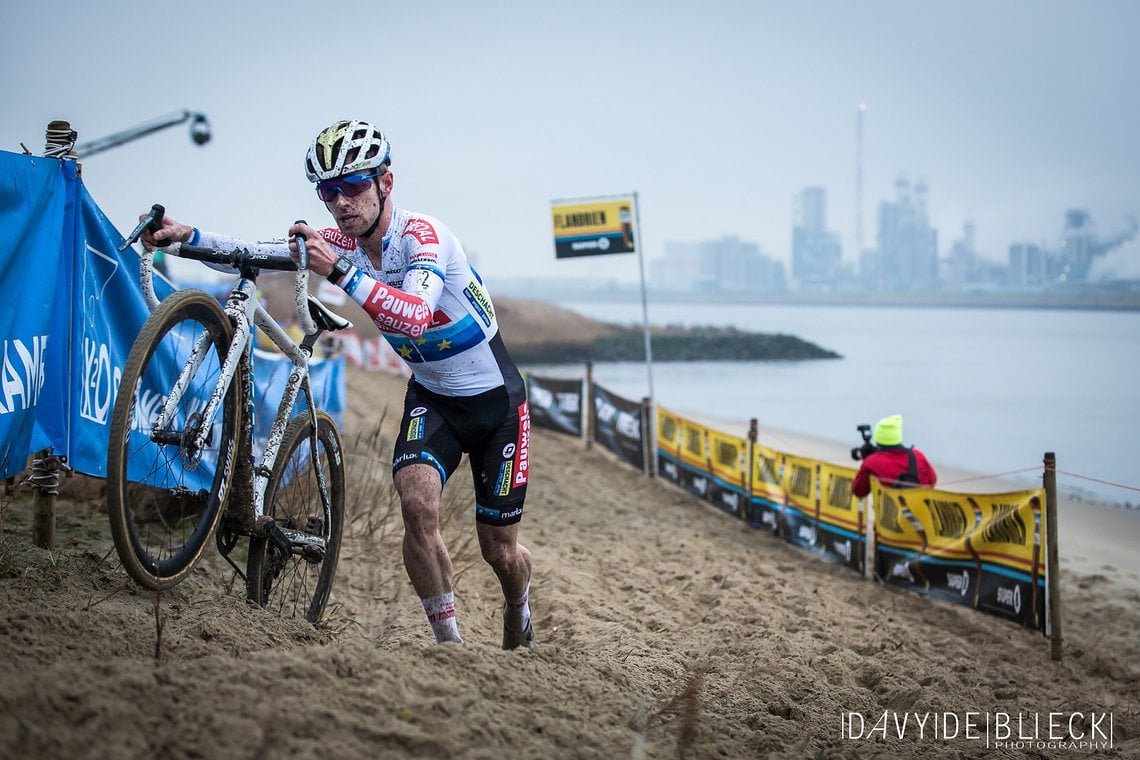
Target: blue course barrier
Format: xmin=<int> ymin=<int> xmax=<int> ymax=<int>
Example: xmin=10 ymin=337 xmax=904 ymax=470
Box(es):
xmin=0 ymin=149 xmax=343 ymax=480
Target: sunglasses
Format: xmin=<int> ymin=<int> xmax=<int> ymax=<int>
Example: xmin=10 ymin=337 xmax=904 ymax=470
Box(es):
xmin=316 ymin=171 xmax=380 ymax=202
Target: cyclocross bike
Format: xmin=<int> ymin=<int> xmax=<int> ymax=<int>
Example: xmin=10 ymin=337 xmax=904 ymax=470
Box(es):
xmin=107 ymin=204 xmax=351 ymax=623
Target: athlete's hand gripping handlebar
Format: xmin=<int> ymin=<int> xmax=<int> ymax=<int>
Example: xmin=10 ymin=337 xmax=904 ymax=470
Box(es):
xmin=292 ymin=221 xmax=317 ymax=336
xmin=119 ymin=204 xmax=165 ymax=252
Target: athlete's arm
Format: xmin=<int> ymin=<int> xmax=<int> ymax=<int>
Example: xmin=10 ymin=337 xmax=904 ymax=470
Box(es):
xmin=335 ymin=266 xmax=438 ymax=338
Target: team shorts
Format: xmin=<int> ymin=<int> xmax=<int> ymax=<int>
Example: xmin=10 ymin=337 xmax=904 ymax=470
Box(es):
xmin=392 ymin=378 xmax=531 ymax=526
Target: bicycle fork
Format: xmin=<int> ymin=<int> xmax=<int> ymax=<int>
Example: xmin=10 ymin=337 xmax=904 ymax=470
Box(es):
xmin=244 ymin=286 xmax=334 ymax=563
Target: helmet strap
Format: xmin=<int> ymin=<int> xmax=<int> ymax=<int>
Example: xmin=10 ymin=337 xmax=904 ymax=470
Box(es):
xmin=359 ymin=178 xmax=386 ymax=240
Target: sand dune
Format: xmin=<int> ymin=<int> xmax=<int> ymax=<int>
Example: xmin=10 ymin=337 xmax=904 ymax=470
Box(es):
xmin=0 ymin=365 xmax=1136 ymax=758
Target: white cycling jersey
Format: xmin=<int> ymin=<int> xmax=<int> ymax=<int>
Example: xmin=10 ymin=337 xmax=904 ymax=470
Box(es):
xmin=191 ymin=207 xmax=517 ymax=397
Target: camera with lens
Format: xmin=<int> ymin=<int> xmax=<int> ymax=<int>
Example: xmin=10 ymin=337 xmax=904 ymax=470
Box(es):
xmin=850 ymin=423 xmax=878 ymax=461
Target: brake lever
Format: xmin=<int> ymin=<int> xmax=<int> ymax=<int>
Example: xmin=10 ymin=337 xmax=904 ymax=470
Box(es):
xmin=118 ymin=203 xmax=166 ymax=252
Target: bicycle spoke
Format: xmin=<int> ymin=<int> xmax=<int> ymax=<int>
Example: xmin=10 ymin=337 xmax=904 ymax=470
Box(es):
xmin=107 ymin=290 xmax=238 ymax=590
xmin=247 ymin=411 xmax=344 ymax=623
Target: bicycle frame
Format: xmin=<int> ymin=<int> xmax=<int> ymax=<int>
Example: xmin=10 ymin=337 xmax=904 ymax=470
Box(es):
xmin=137 ymin=244 xmax=328 ymax=527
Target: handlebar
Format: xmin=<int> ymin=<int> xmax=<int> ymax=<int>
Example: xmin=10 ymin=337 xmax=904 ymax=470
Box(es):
xmin=125 ymin=203 xmax=318 ymax=336
xmin=167 ymin=243 xmax=299 ymax=271
xmin=157 ymin=242 xmax=317 ymax=336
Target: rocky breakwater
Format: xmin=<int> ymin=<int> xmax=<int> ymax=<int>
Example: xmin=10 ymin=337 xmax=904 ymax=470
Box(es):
xmin=254 ymin=284 xmax=839 ymax=364
xmin=495 ymin=298 xmax=841 ymax=364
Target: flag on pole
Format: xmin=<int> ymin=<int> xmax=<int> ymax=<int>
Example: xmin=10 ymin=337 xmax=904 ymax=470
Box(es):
xmin=551 ymin=196 xmax=636 ymax=258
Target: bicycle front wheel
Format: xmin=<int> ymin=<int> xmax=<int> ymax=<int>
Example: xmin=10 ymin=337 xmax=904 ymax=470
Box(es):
xmin=247 ymin=410 xmax=345 ymax=624
xmin=107 ymin=289 xmax=241 ymax=591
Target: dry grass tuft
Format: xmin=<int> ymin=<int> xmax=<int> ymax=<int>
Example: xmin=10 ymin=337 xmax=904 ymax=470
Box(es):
xmin=640 ymin=662 xmax=708 ymax=759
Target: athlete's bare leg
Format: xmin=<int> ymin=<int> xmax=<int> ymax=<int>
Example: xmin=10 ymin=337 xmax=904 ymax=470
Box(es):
xmin=395 ymin=464 xmax=461 ymax=642
xmin=478 ymin=522 xmax=533 ymax=641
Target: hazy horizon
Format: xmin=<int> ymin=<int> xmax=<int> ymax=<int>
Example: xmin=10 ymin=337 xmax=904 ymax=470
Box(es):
xmin=4 ymin=1 xmax=1138 ymax=284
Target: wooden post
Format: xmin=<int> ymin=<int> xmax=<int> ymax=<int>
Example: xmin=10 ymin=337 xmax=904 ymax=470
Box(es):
xmin=747 ymin=419 xmax=757 ymax=523
xmin=44 ymin=120 xmax=78 ymax=162
xmin=1043 ymin=451 xmax=1063 ymax=660
xmin=30 ymin=451 xmax=61 ymax=550
xmin=584 ymin=361 xmax=593 ymax=450
xmin=27 ymin=121 xmax=78 ymax=550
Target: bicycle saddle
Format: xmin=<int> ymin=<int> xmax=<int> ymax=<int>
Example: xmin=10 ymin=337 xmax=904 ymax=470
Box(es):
xmin=306 ymin=295 xmax=354 ymax=332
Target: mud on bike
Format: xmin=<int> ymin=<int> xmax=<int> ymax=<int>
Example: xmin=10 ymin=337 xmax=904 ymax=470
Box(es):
xmin=106 ymin=204 xmax=351 ymax=623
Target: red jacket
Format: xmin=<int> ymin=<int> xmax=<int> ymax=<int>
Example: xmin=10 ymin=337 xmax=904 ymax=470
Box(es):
xmin=852 ymin=446 xmax=937 ymax=498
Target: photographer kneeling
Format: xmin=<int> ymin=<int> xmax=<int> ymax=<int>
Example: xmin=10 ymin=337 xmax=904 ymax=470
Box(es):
xmin=851 ymin=414 xmax=938 ymax=498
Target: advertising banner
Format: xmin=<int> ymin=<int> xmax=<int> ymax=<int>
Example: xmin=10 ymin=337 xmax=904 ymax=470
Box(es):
xmin=897 ymin=489 xmax=977 ymax=603
xmin=780 ymin=454 xmax=819 ymax=551
xmin=815 ymin=462 xmax=865 ymax=573
xmin=873 ymin=484 xmax=928 ymax=589
xmin=64 ymin=186 xmax=177 ymax=478
xmin=748 ymin=442 xmax=784 ymax=533
xmin=551 ymin=197 xmax=636 ymax=259
xmin=251 ymin=348 xmax=345 ymax=461
xmin=526 ymin=374 xmax=583 ymax=437
xmin=874 ymin=484 xmax=1047 ymax=632
xmin=656 ymin=407 xmax=716 ymax=499
xmin=0 ymin=152 xmax=68 ymax=478
xmin=706 ymin=428 xmax=748 ymax=519
xmin=967 ymin=490 xmax=1047 ymax=632
xmin=656 ymin=406 xmax=683 ymax=485
xmin=649 ymin=401 xmax=1049 ymax=635
xmin=675 ymin=416 xmax=713 ymax=500
xmin=590 ymin=383 xmax=644 ymax=471
xmin=0 ymin=154 xmax=344 ymax=484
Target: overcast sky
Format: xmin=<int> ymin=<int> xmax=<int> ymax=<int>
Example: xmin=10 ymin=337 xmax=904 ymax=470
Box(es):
xmin=4 ymin=0 xmax=1138 ymax=283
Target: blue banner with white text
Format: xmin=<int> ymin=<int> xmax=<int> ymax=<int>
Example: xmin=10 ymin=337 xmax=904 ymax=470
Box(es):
xmin=0 ymin=153 xmax=69 ymax=477
xmin=0 ymin=149 xmax=345 ymax=481
xmin=251 ymin=347 xmax=345 ymax=462
xmin=65 ymin=185 xmax=178 ymax=477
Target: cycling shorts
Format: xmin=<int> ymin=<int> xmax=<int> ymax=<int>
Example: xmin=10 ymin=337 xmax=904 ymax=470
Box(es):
xmin=392 ymin=376 xmax=530 ymax=526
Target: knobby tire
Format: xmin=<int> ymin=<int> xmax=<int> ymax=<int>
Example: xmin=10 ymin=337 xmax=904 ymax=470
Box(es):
xmin=106 ymin=289 xmax=240 ymax=591
xmin=246 ymin=410 xmax=345 ymax=624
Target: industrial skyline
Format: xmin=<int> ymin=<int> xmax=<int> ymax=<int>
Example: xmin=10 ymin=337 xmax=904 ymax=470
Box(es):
xmin=494 ymin=179 xmax=1138 ymax=298
xmin=5 ymin=1 xmax=1139 ymax=289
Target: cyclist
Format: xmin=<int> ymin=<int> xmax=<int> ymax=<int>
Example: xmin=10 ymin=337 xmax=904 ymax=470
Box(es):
xmin=142 ymin=119 xmax=534 ymax=650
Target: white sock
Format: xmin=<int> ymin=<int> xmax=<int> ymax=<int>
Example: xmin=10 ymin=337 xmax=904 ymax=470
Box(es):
xmin=421 ymin=592 xmax=462 ymax=643
xmin=504 ymin=583 xmax=531 ymax=631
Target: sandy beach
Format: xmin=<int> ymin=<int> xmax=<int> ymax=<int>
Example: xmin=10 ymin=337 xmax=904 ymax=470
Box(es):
xmin=1 ymin=363 xmax=1137 ymax=758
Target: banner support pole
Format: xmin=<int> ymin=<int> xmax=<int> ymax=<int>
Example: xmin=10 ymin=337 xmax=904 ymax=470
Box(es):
xmin=1044 ymin=451 xmax=1063 ymax=660
xmin=633 ymin=191 xmax=657 ymax=477
xmin=584 ymin=361 xmax=593 ymax=450
xmin=30 ymin=451 xmax=61 ymax=550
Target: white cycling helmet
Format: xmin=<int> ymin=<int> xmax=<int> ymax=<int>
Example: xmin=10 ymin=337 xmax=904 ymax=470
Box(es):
xmin=304 ymin=119 xmax=391 ymax=182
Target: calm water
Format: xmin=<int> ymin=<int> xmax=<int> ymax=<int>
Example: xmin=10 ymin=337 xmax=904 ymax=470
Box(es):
xmin=536 ymin=299 xmax=1140 ymax=506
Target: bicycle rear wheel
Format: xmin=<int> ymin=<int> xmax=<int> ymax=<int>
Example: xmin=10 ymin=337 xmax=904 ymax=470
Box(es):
xmin=247 ymin=410 xmax=345 ymax=624
xmin=107 ymin=289 xmax=241 ymax=590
